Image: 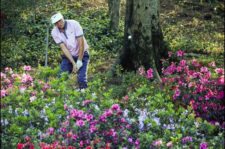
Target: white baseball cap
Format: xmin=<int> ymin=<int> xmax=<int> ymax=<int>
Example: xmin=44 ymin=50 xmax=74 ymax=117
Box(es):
xmin=51 ymin=12 xmax=63 ymax=24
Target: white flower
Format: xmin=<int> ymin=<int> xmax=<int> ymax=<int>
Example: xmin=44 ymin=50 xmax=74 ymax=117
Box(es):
xmin=128 ymin=35 xmax=132 ymax=39
xmin=30 ymin=96 xmax=37 ymax=102
xmin=92 ymin=92 xmax=97 ymax=99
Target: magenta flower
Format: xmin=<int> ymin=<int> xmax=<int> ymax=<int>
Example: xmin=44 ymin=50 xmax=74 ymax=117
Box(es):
xmin=200 ymin=142 xmax=208 ymax=149
xmin=179 ymin=60 xmax=186 ymax=66
xmin=76 ymin=120 xmax=85 ymax=127
xmin=89 ymin=125 xmax=97 ymax=133
xmin=85 ymin=114 xmax=93 ymax=121
xmin=146 ymin=68 xmax=153 ymax=79
xmin=176 ymin=50 xmax=184 ymax=57
xmin=111 ymin=104 xmax=120 ymax=111
xmin=128 ymin=138 xmax=133 ymax=143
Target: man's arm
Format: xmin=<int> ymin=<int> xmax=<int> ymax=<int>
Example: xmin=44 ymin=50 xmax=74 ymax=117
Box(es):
xmin=77 ymin=36 xmax=84 ymax=60
xmin=59 ymin=43 xmax=77 ymax=73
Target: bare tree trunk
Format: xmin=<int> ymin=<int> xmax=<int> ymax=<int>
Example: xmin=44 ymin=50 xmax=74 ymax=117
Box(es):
xmin=118 ymin=0 xmax=168 ymax=78
xmin=108 ymin=0 xmax=121 ymax=32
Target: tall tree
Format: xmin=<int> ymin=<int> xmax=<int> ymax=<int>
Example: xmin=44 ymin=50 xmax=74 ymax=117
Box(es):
xmin=118 ymin=0 xmax=168 ymax=81
xmin=108 ymin=0 xmax=121 ymax=32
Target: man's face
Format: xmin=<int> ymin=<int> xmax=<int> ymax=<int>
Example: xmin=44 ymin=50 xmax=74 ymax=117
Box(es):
xmin=55 ymin=19 xmax=64 ymax=29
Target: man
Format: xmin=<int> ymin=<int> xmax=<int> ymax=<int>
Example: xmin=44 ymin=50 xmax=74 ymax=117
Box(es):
xmin=51 ymin=12 xmax=89 ymax=89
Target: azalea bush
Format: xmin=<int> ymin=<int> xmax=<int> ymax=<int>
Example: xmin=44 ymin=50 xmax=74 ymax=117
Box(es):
xmin=1 ymin=60 xmax=224 ymax=148
xmin=161 ymin=50 xmax=225 ymax=127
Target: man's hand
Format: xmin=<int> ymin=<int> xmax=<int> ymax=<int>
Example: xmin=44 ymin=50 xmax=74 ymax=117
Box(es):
xmin=76 ymin=59 xmax=83 ymax=70
xmin=72 ymin=63 xmax=78 ymax=73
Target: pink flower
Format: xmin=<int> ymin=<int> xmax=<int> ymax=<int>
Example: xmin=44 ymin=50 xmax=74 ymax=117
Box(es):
xmin=64 ymin=104 xmax=67 ymax=110
xmin=182 ymin=136 xmax=193 ymax=144
xmin=138 ymin=67 xmax=146 ymax=76
xmin=176 ymin=50 xmax=184 ymax=57
xmin=76 ymin=120 xmax=85 ymax=127
xmin=168 ymin=51 xmax=173 ymax=57
xmin=200 ymin=67 xmax=209 ymax=73
xmin=21 ymin=74 xmax=33 ymax=83
xmin=1 ymin=89 xmax=7 ymax=97
xmin=173 ymin=88 xmax=181 ymax=99
xmin=217 ymin=76 xmax=224 ymax=85
xmin=135 ymin=139 xmax=140 ymax=146
xmin=146 ymin=68 xmax=153 ymax=79
xmin=128 ymin=138 xmax=133 ymax=143
xmin=123 ymin=95 xmax=129 ymax=101
xmin=166 ymin=141 xmax=173 ymax=148
xmin=217 ymin=91 xmax=224 ymax=99
xmin=215 ymin=68 xmax=224 ymax=75
xmin=19 ymin=86 xmax=27 ymax=94
xmin=82 ymin=100 xmax=93 ymax=106
xmin=4 ymin=67 xmax=13 ymax=73
xmin=0 ymin=72 xmax=6 ymax=79
xmin=79 ymin=140 xmax=84 ymax=147
xmin=47 ymin=127 xmax=54 ymax=135
xmin=192 ymin=59 xmax=201 ymax=67
xmin=176 ymin=66 xmax=182 ymax=72
xmin=208 ymin=61 xmax=216 ymax=67
xmin=152 ymin=139 xmax=163 ymax=146
xmin=23 ymin=65 xmax=32 ymax=71
xmin=179 ymin=60 xmax=186 ymax=66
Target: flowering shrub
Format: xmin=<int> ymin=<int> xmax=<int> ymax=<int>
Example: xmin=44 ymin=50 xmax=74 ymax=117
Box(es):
xmin=38 ymin=102 xmax=139 ymax=148
xmin=161 ymin=50 xmax=225 ymax=127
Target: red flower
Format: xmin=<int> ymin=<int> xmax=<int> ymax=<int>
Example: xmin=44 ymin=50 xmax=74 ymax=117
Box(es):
xmin=17 ymin=143 xmax=24 ymax=149
xmin=86 ymin=146 xmax=92 ymax=149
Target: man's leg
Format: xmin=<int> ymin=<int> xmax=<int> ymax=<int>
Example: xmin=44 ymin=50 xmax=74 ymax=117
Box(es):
xmin=77 ymin=52 xmax=89 ymax=89
xmin=59 ymin=57 xmax=73 ymax=76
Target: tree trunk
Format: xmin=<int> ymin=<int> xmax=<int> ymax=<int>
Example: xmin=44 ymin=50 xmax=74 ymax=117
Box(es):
xmin=118 ymin=0 xmax=168 ymax=76
xmin=108 ymin=0 xmax=121 ymax=32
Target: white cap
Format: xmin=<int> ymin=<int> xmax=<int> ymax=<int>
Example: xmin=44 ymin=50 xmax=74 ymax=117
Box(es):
xmin=51 ymin=12 xmax=63 ymax=24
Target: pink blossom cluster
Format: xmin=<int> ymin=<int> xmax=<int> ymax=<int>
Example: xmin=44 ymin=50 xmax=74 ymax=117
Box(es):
xmin=1 ymin=66 xmax=51 ymax=99
xmin=41 ymin=103 xmax=139 ymax=148
xmin=138 ymin=67 xmax=154 ymax=79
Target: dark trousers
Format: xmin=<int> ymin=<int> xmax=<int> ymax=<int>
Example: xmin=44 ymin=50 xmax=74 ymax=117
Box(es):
xmin=60 ymin=51 xmax=89 ymax=89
